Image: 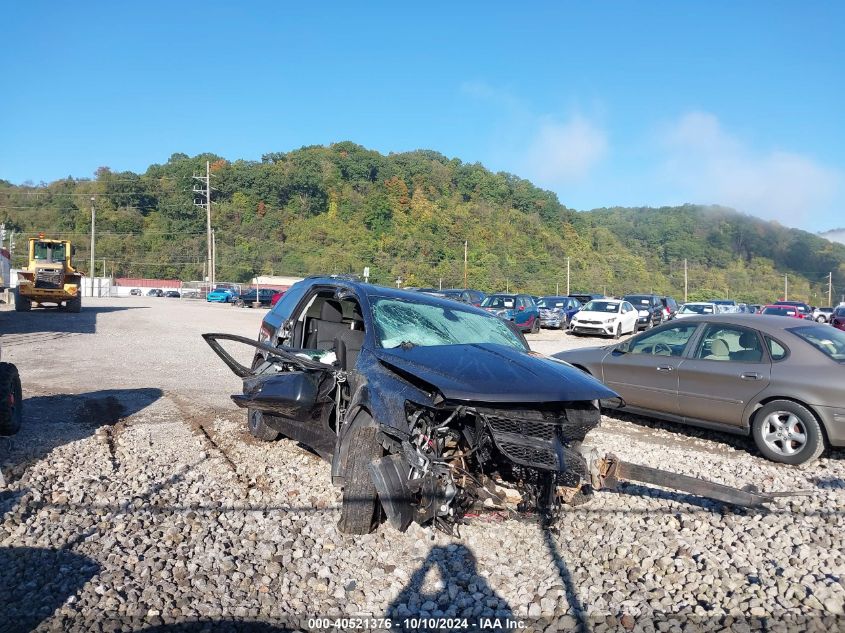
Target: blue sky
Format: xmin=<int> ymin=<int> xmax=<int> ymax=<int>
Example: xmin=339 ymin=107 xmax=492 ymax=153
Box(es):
xmin=1 ymin=1 xmax=843 ymax=231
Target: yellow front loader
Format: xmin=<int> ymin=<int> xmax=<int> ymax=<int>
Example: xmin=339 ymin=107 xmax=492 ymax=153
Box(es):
xmin=15 ymin=236 xmax=83 ymax=312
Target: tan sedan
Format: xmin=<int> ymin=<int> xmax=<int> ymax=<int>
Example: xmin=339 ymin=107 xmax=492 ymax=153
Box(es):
xmin=554 ymin=314 xmax=845 ymax=464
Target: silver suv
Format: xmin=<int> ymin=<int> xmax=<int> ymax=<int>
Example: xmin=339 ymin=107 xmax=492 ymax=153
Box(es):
xmin=813 ymin=307 xmax=834 ymax=323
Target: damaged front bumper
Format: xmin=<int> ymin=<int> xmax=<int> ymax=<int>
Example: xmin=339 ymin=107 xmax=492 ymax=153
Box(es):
xmin=368 ymin=402 xmax=804 ymax=533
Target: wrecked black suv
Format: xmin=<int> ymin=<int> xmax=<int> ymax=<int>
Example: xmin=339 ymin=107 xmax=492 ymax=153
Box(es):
xmin=205 ymin=277 xmax=791 ymax=535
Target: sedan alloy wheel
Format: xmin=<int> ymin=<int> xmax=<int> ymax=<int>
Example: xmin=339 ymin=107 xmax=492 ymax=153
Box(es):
xmin=751 ymin=400 xmax=825 ymax=465
xmin=761 ymin=411 xmax=807 ymax=456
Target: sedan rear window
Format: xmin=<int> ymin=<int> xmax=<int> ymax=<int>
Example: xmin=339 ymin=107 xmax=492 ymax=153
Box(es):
xmin=788 ymin=326 xmax=845 ymax=362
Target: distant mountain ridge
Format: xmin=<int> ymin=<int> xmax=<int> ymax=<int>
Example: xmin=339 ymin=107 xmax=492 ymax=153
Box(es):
xmin=1 ymin=143 xmax=843 ymax=304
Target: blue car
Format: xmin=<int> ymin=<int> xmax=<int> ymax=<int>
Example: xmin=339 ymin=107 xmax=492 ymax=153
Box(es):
xmin=537 ymin=296 xmax=582 ymax=329
xmin=480 ymin=293 xmax=540 ymax=333
xmin=207 ymin=287 xmax=238 ymax=303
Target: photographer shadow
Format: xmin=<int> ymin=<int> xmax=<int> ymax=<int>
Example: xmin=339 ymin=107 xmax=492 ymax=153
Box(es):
xmin=387 ymin=544 xmax=513 ymax=630
xmin=0 ymin=489 xmax=101 ymax=633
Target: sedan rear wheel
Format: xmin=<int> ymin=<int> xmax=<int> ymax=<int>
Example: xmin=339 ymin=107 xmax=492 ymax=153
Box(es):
xmin=752 ymin=400 xmax=824 ymax=465
xmin=816 ymin=316 xmax=827 ymax=323
xmin=530 ymin=317 xmax=540 ymax=334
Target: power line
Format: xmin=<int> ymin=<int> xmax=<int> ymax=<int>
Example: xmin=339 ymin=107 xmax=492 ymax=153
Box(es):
xmin=0 ymin=189 xmax=189 ymax=197
xmin=12 ymin=231 xmax=209 ymax=236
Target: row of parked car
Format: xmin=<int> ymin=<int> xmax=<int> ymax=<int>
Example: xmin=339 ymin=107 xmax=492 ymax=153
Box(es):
xmin=411 ymin=287 xmax=845 ymax=338
xmin=206 ymin=286 xmax=286 ymax=307
xmin=129 ymin=288 xmax=183 ymax=298
xmin=409 ymin=288 xmax=671 ymax=335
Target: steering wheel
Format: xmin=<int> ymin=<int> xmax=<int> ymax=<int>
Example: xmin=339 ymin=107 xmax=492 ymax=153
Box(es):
xmin=652 ymin=342 xmax=673 ymax=356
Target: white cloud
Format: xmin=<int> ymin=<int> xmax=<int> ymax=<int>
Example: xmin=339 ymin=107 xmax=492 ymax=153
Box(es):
xmin=659 ymin=111 xmax=841 ymax=224
xmin=460 ymin=82 xmax=608 ymax=185
xmin=522 ymin=115 xmax=608 ymax=185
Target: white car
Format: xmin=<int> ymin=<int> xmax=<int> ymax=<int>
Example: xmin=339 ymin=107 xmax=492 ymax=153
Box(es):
xmin=569 ymin=299 xmax=638 ymax=338
xmin=674 ymin=302 xmax=719 ymax=319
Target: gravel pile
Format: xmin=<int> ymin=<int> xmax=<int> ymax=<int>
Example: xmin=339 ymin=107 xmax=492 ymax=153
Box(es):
xmin=0 ymin=299 xmax=842 ymax=631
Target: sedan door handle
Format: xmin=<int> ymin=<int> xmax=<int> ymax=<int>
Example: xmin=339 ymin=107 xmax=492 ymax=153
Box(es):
xmin=656 ymin=365 xmax=674 ymax=372
xmin=741 ymin=372 xmax=762 ymax=380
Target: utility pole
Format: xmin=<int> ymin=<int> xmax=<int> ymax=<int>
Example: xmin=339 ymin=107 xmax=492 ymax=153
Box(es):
xmin=463 ymin=240 xmax=468 ymax=288
xmin=829 ymin=272 xmax=833 ymax=307
xmin=193 ymin=161 xmax=213 ymax=289
xmin=566 ymin=257 xmax=570 ymax=296
xmin=684 ymin=258 xmax=688 ymax=303
xmin=212 ymin=229 xmax=217 ymax=286
xmin=90 ymin=197 xmax=96 ymax=297
xmin=784 ymin=274 xmax=788 ymax=301
xmin=556 ymin=282 xmax=559 ymax=295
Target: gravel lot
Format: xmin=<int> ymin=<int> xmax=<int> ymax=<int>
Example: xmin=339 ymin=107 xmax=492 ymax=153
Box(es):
xmin=0 ymin=297 xmax=843 ymax=631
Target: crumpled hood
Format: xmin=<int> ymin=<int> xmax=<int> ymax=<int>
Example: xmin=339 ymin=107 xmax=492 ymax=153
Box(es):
xmin=374 ymin=343 xmax=618 ymax=403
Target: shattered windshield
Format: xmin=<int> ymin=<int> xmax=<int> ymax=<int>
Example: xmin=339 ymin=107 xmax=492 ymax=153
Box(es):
xmin=371 ymin=297 xmax=526 ymax=350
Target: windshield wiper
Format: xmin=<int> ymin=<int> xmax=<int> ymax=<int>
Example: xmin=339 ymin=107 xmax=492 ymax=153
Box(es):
xmin=394 ymin=341 xmax=417 ymax=350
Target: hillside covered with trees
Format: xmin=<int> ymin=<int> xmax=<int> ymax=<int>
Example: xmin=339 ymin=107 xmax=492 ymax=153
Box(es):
xmin=1 ymin=143 xmax=843 ymax=304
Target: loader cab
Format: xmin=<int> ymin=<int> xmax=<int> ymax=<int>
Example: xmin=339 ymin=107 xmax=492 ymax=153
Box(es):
xmin=28 ymin=239 xmax=74 ymax=271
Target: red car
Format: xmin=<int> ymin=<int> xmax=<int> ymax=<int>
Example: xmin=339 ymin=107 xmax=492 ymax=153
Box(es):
xmin=760 ymin=304 xmax=802 ymax=318
xmin=270 ymin=291 xmax=285 ymax=306
xmin=830 ymin=306 xmax=845 ymax=331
